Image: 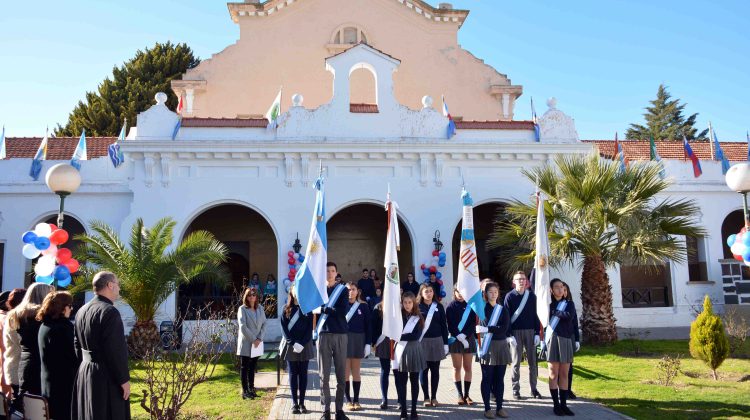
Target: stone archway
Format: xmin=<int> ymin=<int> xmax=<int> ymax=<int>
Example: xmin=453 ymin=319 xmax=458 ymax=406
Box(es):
xmin=327 ymin=203 xmax=414 ymax=283
xmin=180 ymin=204 xmax=278 ymax=319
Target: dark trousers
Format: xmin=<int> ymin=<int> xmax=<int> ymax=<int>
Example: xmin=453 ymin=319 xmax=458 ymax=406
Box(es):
xmin=240 ymin=356 xmax=258 ymax=393
xmin=379 ymin=358 xmax=390 ymax=403
xmin=481 ymin=364 xmax=507 ymax=412
xmin=287 ymin=360 xmax=309 ymax=406
xmin=394 ymin=371 xmax=419 ymax=412
xmin=420 ymin=361 xmax=440 ymax=400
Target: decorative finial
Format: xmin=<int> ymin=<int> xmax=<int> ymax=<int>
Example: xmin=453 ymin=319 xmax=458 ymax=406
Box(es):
xmin=291 ymin=94 xmax=304 ymax=107
xmin=421 ymin=95 xmax=433 ymax=109
xmin=155 ymin=92 xmax=168 ymax=105
xmin=546 ymin=97 xmax=558 ymax=110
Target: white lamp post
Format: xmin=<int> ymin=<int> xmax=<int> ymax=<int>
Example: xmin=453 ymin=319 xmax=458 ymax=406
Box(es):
xmin=45 ymin=163 xmax=81 ymax=229
xmin=725 ymin=163 xmax=750 ymax=228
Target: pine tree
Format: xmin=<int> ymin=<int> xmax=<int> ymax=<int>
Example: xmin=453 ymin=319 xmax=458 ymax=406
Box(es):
xmin=55 ymin=42 xmax=199 ymax=137
xmin=626 ymin=84 xmax=708 ymax=141
xmin=689 ymin=295 xmax=730 ymax=380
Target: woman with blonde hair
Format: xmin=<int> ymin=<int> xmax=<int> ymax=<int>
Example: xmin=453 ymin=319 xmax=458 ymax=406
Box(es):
xmin=38 ymin=291 xmax=78 ymax=420
xmin=1 ymin=288 xmax=25 ymax=407
xmin=236 ymin=287 xmax=266 ymax=399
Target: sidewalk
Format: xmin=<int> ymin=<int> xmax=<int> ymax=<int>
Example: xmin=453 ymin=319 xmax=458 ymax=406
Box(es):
xmin=268 ymin=357 xmax=630 ymax=419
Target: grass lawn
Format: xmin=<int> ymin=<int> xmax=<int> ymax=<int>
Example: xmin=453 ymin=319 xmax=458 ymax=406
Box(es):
xmin=129 ymin=354 xmax=277 ymax=419
xmin=571 ymin=340 xmax=750 ymax=420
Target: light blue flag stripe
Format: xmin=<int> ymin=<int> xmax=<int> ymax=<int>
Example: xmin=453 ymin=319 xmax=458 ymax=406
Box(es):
xmin=294 ymin=177 xmax=328 ymax=314
xmin=71 ymin=130 xmax=86 ymax=171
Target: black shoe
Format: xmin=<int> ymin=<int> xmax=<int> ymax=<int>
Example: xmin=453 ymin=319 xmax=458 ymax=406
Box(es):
xmin=562 ymin=405 xmax=575 ymax=416
xmin=248 ymin=388 xmax=258 ymax=399
xmin=398 ymin=403 xmax=403 ymax=412
xmin=335 ymin=410 xmax=350 ymax=420
xmin=512 ymin=391 xmax=521 ymax=400
xmin=553 ymin=406 xmax=565 ymax=416
xmin=410 ymin=408 xmax=418 ymax=419
xmin=380 ymin=401 xmax=389 ymax=410
xmin=321 ymin=412 xmax=332 ymax=420
xmin=292 ymin=405 xmax=301 ymax=414
xmin=567 ymin=391 xmax=577 ymax=400
xmin=531 ymin=389 xmax=543 ymax=399
xmin=242 ymin=391 xmax=249 ymax=400
xmin=300 ymin=404 xmax=309 ymax=414
xmin=399 ymin=409 xmax=408 ymax=419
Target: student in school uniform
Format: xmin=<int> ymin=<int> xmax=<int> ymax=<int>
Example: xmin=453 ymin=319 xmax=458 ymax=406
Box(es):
xmin=562 ymin=281 xmax=580 ymax=400
xmin=393 ymin=292 xmax=426 ymax=420
xmin=416 ymin=284 xmax=449 ymax=407
xmin=280 ymin=287 xmax=314 ymax=415
xmin=344 ymin=282 xmax=372 ymax=411
xmin=475 ymin=282 xmax=514 ymax=419
xmin=546 ymin=278 xmax=579 ymax=417
xmin=446 ymin=286 xmax=478 ymax=406
xmin=371 ymin=301 xmax=392 ymax=410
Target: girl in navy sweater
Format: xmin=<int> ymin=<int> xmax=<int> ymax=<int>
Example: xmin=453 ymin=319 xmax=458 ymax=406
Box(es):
xmin=547 ymin=278 xmax=578 ymax=416
xmin=416 ymin=283 xmax=449 ymax=407
xmin=393 ymin=292 xmax=426 ymax=420
xmin=344 ymin=282 xmax=371 ymax=411
xmin=446 ymin=286 xmax=478 ymax=406
xmin=280 ymin=288 xmax=314 ymax=414
xmin=371 ymin=302 xmax=391 ymax=409
xmin=476 ymin=282 xmax=513 ymax=418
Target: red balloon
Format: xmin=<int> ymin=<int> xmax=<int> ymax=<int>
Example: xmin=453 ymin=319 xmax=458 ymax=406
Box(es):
xmin=432 ymin=250 xmax=439 ymax=257
xmin=429 ymin=266 xmax=437 ymax=274
xmin=64 ymin=258 xmax=80 ymax=274
xmin=420 ymin=263 xmax=426 ymax=270
xmin=56 ymin=248 xmax=73 ymax=263
xmin=288 ymin=271 xmax=295 ymax=279
xmin=49 ymin=229 xmax=69 ymax=245
xmin=288 ymin=257 xmax=296 ymax=265
xmin=287 ymin=251 xmax=294 ymax=257
xmin=49 ymin=223 xmax=58 ymax=232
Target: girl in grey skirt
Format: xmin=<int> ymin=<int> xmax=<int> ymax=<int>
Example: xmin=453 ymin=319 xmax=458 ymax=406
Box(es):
xmin=416 ymin=284 xmax=449 ymax=407
xmin=447 ymin=287 xmax=478 ymax=406
xmin=394 ymin=292 xmax=426 ymax=420
xmin=344 ymin=282 xmax=371 ymax=411
xmin=476 ymin=282 xmax=512 ymax=419
xmin=280 ymin=288 xmax=314 ymax=414
xmin=546 ymin=278 xmax=579 ymax=417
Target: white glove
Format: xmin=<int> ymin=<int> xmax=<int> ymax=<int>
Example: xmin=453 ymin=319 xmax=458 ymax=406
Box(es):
xmin=456 ymin=333 xmax=469 ymax=349
xmin=507 ymin=336 xmax=517 ymax=348
xmin=364 ymin=344 xmax=371 ymax=356
xmin=444 ymin=344 xmax=449 ymax=355
xmin=575 ymin=342 xmax=580 ymax=352
xmin=476 ymin=325 xmax=488 ymax=334
xmin=293 ymin=343 xmax=304 ymax=353
xmin=534 ymin=335 xmax=541 ymax=347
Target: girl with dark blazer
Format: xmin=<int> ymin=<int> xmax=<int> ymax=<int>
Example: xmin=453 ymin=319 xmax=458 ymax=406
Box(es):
xmin=344 ymin=282 xmax=371 ymax=411
xmin=446 ymin=286 xmax=478 ymax=406
xmin=37 ymin=291 xmax=78 ymax=420
xmin=562 ymin=281 xmax=580 ymax=400
xmin=280 ymin=287 xmax=314 ymax=415
xmin=476 ymin=282 xmax=513 ymax=419
xmin=393 ymin=292 xmax=426 ymax=420
xmin=416 ymin=283 xmax=448 ymax=407
xmin=547 ymin=278 xmax=578 ymax=416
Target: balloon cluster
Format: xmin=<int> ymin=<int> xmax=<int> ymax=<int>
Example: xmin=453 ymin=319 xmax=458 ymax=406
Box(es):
xmin=420 ymin=249 xmax=448 ymax=300
xmin=727 ymin=228 xmax=750 ymax=266
xmin=22 ymin=223 xmax=79 ymax=287
xmin=282 ymin=247 xmax=305 ymax=294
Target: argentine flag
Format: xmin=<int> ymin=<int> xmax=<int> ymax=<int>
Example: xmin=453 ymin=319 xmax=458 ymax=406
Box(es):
xmin=108 ymin=121 xmax=127 ymax=168
xmin=456 ymin=189 xmax=486 ymax=322
xmin=29 ymin=130 xmax=48 ymax=181
xmin=294 ymin=175 xmax=329 ymax=314
xmin=70 ymin=129 xmax=87 ymax=170
xmin=0 ymin=126 xmax=6 ymax=160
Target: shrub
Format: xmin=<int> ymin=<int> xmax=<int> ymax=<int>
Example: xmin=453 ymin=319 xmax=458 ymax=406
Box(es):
xmin=655 ymin=354 xmax=681 ymax=386
xmin=689 ymin=295 xmax=730 ymax=380
xmin=722 ymin=306 xmax=750 ymax=357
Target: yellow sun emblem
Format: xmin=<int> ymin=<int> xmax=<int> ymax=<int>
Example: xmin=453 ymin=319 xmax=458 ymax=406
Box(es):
xmin=309 ymin=239 xmax=322 ymax=255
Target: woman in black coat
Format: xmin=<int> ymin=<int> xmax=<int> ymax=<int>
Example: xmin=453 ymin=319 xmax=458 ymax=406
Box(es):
xmin=37 ymin=291 xmax=78 ymax=420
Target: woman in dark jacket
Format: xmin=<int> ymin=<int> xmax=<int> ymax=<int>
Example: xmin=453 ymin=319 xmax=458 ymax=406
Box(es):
xmin=37 ymin=291 xmax=78 ymax=420
xmin=416 ymin=283 xmax=448 ymax=407
xmin=446 ymin=286 xmax=478 ymax=406
xmin=562 ymin=281 xmax=580 ymax=400
xmin=476 ymin=282 xmax=512 ymax=418
xmin=546 ymin=278 xmax=578 ymax=416
xmin=280 ymin=287 xmax=314 ymax=415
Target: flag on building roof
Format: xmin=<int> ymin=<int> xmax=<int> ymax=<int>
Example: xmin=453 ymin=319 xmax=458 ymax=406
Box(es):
xmin=683 ymin=135 xmax=702 ymax=178
xmin=266 ymin=88 xmax=282 ymax=130
xmin=293 ymin=173 xmax=328 ymax=314
xmin=614 ymin=132 xmax=626 ymax=172
xmin=456 ymin=188 xmax=486 ymax=322
xmin=108 ymin=120 xmax=127 ymax=168
xmin=531 ymin=97 xmax=540 ymax=142
xmin=382 ymin=186 xmax=404 ymax=342
xmin=0 ymin=126 xmax=6 ymax=160
xmin=747 ymin=131 xmax=750 ymax=162
xmin=709 ymin=122 xmax=731 ymax=174
xmin=172 ymin=95 xmax=184 ymax=140
xmin=29 ymin=129 xmax=48 ymax=181
xmin=442 ymin=95 xmax=457 ymax=139
xmin=70 ymin=129 xmax=87 ymax=171
xmin=534 ymin=187 xmax=551 ymax=328
xmin=649 ymin=135 xmax=666 ymax=179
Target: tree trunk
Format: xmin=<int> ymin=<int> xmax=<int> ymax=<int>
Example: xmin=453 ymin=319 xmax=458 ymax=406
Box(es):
xmin=580 ymin=255 xmax=618 ymax=344
xmin=127 ymin=320 xmax=161 ymax=358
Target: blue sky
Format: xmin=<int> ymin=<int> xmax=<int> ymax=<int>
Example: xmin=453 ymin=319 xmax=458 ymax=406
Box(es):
xmin=0 ymin=0 xmax=748 ymax=140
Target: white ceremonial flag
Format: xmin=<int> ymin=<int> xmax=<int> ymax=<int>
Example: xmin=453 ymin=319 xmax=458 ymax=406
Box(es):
xmin=534 ymin=190 xmax=552 ymax=327
xmin=383 ymin=186 xmax=404 ymax=341
xmin=457 ymin=189 xmax=486 ymax=321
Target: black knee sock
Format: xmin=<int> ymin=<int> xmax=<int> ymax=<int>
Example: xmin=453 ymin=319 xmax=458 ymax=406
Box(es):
xmin=560 ymin=389 xmax=568 ymax=408
xmin=568 ymin=363 xmax=574 ymax=391
xmin=454 ymin=381 xmax=463 ymax=398
xmin=379 ymin=359 xmax=390 ymax=403
xmin=299 ymin=362 xmax=309 ymax=404
xmin=463 ymin=381 xmax=472 ymax=399
xmin=550 ymin=388 xmax=560 ymax=407
xmin=409 ymin=372 xmax=420 ymax=411
xmin=353 ymin=381 xmax=361 ymax=403
xmin=429 ymin=362 xmax=440 ymax=399
xmin=345 ymin=380 xmax=351 ymax=403
xmin=420 ymin=368 xmax=429 ymax=400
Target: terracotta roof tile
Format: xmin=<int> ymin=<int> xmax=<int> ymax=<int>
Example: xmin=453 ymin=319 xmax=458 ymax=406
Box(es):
xmin=181 ymin=117 xmax=268 ymax=128
xmin=584 ymin=140 xmax=749 ymax=162
xmin=350 ymin=103 xmax=379 ymax=113
xmin=455 ymin=120 xmax=535 ymax=130
xmin=3 ymin=137 xmax=116 ymax=160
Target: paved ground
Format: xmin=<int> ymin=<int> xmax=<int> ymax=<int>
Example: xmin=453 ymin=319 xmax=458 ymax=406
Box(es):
xmin=267 ymin=357 xmax=629 ymax=419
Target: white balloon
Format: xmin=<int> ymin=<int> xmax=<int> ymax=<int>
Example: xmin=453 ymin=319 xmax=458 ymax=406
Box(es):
xmin=294 ymin=253 xmax=301 ymax=260
xmin=432 ymin=255 xmax=439 ymax=263
xmin=22 ymin=244 xmax=42 ymax=259
xmin=34 ymin=255 xmax=56 ymax=276
xmin=284 ymin=279 xmax=292 ymax=287
xmin=34 ymin=223 xmax=52 ymax=237
xmin=42 ymin=244 xmax=58 ymax=256
xmin=731 ymin=242 xmax=745 ymax=256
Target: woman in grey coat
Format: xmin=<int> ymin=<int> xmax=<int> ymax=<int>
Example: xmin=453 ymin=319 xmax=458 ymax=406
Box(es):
xmin=237 ymin=288 xmax=267 ymax=399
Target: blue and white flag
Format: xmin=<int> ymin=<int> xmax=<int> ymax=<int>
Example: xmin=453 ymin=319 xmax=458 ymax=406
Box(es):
xmin=70 ymin=129 xmax=87 ymax=171
xmin=0 ymin=126 xmax=6 ymax=160
xmin=294 ymin=175 xmax=329 ymax=314
xmin=108 ymin=120 xmax=127 ymax=168
xmin=747 ymin=131 xmax=750 ymax=162
xmin=29 ymin=130 xmax=48 ymax=181
xmin=456 ymin=189 xmax=486 ymax=322
xmin=531 ymin=97 xmax=540 ymax=142
xmin=442 ymin=95 xmax=457 ymax=139
xmin=265 ymin=88 xmax=282 ymax=130
xmin=534 ymin=188 xmax=552 ymax=328
xmin=709 ymin=122 xmax=731 ymax=174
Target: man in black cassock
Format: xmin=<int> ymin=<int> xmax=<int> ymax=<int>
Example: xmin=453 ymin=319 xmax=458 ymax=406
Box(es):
xmin=72 ymin=271 xmax=131 ymax=420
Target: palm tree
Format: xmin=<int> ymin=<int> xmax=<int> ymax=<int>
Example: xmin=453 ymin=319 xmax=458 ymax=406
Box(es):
xmin=489 ymin=152 xmax=705 ymax=344
xmin=76 ymin=217 xmax=228 ymax=355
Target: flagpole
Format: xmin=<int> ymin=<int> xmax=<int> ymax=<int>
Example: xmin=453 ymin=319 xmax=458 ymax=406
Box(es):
xmin=709 ymin=122 xmax=715 ymax=160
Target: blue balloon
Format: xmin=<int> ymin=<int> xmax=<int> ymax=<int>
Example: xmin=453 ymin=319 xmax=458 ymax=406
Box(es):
xmin=438 ymin=261 xmax=446 ymax=268
xmin=57 ymin=275 xmax=72 ymax=288
xmin=728 ymin=234 xmax=737 ymax=247
xmin=440 ymin=291 xmax=446 ymax=298
xmin=34 ymin=236 xmax=50 ymax=251
xmin=54 ymin=265 xmax=71 ymax=280
xmin=298 ymin=255 xmax=305 ymax=263
xmin=742 ymin=234 xmax=750 ymax=247
xmin=22 ymin=231 xmax=38 ymax=244
xmin=439 ymin=252 xmax=446 ymax=259
xmin=35 ymin=275 xmax=54 ymax=285
xmin=288 ymin=264 xmax=295 ymax=269
xmin=743 ymin=249 xmax=750 ymax=262
xmin=422 ymin=269 xmax=430 ymax=276
xmin=436 ymin=271 xmax=443 ymax=279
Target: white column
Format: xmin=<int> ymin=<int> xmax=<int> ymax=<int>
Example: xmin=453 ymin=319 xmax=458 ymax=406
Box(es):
xmin=502 ymin=93 xmax=510 ymax=119
xmin=185 ymin=89 xmax=195 ymax=115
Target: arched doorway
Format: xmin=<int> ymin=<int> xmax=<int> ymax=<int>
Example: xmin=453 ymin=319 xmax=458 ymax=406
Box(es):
xmin=25 ymin=215 xmax=86 ymax=288
xmin=179 ymin=204 xmax=278 ymax=319
xmin=452 ymin=202 xmax=511 ymax=291
xmin=327 ymin=203 xmax=414 ymax=284
xmin=721 ymin=209 xmax=749 ymax=281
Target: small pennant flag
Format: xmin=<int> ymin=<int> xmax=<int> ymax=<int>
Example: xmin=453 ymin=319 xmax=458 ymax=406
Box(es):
xmin=747 ymin=131 xmax=750 ymax=162
xmin=0 ymin=126 xmax=6 ymax=160
xmin=531 ymin=98 xmax=540 ymax=142
xmin=442 ymin=95 xmax=457 ymax=139
xmin=172 ymin=95 xmax=184 ymax=140
xmin=29 ymin=129 xmax=48 ymax=181
xmin=70 ymin=129 xmax=87 ymax=171
xmin=266 ymin=88 xmax=282 ymax=130
xmin=683 ymin=135 xmax=702 ymax=178
xmin=709 ymin=122 xmax=731 ymax=174
xmin=108 ymin=120 xmax=127 ymax=168
xmin=649 ymin=135 xmax=666 ymax=179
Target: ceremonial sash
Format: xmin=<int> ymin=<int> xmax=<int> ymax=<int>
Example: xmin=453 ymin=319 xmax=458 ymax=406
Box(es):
xmin=391 ymin=315 xmax=419 ymax=370
xmin=419 ymin=302 xmax=439 ymax=342
xmin=511 ymin=290 xmax=530 ymax=324
xmin=345 ymin=301 xmax=361 ymax=323
xmin=448 ymin=303 xmax=473 ymax=345
xmin=313 ymin=284 xmax=346 ymax=340
xmin=280 ymin=309 xmax=302 ymax=357
xmin=543 ymin=300 xmax=568 ymax=349
xmin=479 ymin=303 xmax=504 ymax=358
xmin=375 ymin=334 xmax=386 ymax=348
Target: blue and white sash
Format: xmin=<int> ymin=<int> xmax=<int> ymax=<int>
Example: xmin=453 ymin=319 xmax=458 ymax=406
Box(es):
xmin=419 ymin=302 xmax=438 ymax=342
xmin=280 ymin=309 xmax=302 ymax=349
xmin=510 ymin=290 xmax=530 ymax=324
xmin=345 ymin=301 xmax=361 ymax=323
xmin=448 ymin=303 xmax=473 ymax=345
xmin=479 ymin=303 xmax=504 ymax=358
xmin=392 ymin=315 xmax=420 ymax=370
xmin=543 ymin=300 xmax=568 ymax=349
xmin=313 ymin=283 xmax=347 ymax=340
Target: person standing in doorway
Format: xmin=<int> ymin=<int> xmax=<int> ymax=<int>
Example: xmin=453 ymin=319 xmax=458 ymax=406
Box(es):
xmin=503 ymin=271 xmax=542 ymax=400
xmin=402 ymin=272 xmax=420 ymax=296
xmin=358 ymin=269 xmax=376 ymax=303
xmin=237 ymin=288 xmax=267 ymax=399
